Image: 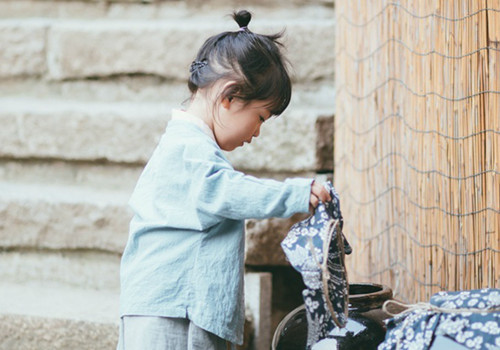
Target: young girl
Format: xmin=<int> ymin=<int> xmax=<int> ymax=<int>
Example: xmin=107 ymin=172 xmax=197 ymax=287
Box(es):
xmin=118 ymin=10 xmax=331 ymax=350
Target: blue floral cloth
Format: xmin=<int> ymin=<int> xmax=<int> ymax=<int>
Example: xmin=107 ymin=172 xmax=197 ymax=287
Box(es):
xmin=281 ymin=182 xmax=352 ymax=349
xmin=379 ymin=288 xmax=500 ymax=350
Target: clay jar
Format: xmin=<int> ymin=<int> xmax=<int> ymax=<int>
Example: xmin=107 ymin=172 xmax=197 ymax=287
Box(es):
xmin=272 ymin=283 xmax=394 ymax=350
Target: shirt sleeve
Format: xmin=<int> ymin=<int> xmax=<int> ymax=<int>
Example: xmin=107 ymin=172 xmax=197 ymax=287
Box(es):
xmin=187 ymin=147 xmax=313 ymax=229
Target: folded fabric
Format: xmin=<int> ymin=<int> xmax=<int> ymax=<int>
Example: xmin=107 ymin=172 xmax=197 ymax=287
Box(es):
xmin=281 ymin=181 xmax=352 ymax=349
xmin=378 ymin=288 xmax=500 ymax=350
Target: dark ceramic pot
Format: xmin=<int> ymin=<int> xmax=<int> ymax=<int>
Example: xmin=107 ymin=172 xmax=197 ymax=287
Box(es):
xmin=272 ymin=283 xmax=393 ymax=350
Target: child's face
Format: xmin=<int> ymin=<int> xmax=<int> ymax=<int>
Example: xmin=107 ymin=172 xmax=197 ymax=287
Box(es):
xmin=214 ymin=99 xmax=272 ymax=151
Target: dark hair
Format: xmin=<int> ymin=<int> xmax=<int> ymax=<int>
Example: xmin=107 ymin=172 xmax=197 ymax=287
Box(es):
xmin=188 ymin=10 xmax=292 ymax=116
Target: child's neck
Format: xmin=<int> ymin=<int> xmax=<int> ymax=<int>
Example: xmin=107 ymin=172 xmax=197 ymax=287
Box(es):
xmin=185 ymin=96 xmax=215 ymax=132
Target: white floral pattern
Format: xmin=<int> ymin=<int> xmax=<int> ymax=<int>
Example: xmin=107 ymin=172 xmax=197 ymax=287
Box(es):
xmin=281 ymin=182 xmax=352 ymax=349
xmin=378 ymin=289 xmax=500 ymax=350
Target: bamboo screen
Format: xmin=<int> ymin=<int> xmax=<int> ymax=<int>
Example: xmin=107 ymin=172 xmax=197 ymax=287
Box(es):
xmin=334 ymin=1 xmax=499 ymax=302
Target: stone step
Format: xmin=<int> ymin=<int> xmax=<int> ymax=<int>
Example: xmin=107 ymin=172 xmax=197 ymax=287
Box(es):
xmin=0 ymin=275 xmax=271 ymax=350
xmin=0 ymin=159 xmax=321 ymax=198
xmin=0 ymin=250 xmax=121 ymax=291
xmin=0 ymin=282 xmax=119 ymax=324
xmin=0 ymin=159 xmax=144 ymax=192
xmin=0 ymin=0 xmax=333 ymax=20
xmin=0 ymin=15 xmax=334 ymax=83
xmin=0 ymin=97 xmax=334 ymax=172
xmin=0 ymin=97 xmax=172 ymax=164
xmin=0 ymin=78 xmax=334 ymax=109
xmin=0 ymin=181 xmax=130 ymax=253
xmin=0 ymin=281 xmax=119 ymax=350
xmin=0 ymin=180 xmax=317 ymax=266
xmin=0 ymin=216 xmax=308 ymax=293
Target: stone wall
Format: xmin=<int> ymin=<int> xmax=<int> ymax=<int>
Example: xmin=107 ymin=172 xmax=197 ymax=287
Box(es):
xmin=0 ymin=1 xmax=335 ymax=349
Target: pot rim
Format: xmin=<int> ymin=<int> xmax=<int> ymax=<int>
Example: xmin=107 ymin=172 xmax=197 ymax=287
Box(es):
xmin=348 ymin=282 xmax=393 ymax=311
xmin=271 ymin=283 xmax=393 ymax=349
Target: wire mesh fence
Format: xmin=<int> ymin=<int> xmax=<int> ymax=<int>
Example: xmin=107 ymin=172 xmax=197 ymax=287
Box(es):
xmin=334 ymin=0 xmax=499 ymax=302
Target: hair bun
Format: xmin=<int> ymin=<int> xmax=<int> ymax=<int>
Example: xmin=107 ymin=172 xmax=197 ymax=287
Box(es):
xmin=233 ymin=10 xmax=251 ymax=29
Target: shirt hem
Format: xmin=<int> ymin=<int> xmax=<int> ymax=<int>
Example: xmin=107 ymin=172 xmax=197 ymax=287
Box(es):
xmin=120 ymin=307 xmax=243 ymax=345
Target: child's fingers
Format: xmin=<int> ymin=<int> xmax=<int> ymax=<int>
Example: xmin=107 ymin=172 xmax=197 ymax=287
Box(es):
xmin=310 ymin=181 xmax=332 ymax=203
xmin=309 ymin=181 xmax=332 ymax=213
xmin=310 ymin=193 xmax=320 ymax=209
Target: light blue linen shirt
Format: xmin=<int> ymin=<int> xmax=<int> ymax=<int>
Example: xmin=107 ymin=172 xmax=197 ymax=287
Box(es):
xmin=119 ymin=109 xmax=312 ymax=345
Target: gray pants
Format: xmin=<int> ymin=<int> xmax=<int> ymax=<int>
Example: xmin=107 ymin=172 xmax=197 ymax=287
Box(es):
xmin=117 ymin=316 xmax=232 ymax=350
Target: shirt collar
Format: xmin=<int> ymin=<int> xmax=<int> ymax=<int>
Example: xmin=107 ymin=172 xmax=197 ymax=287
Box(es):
xmin=171 ymin=109 xmax=216 ymax=142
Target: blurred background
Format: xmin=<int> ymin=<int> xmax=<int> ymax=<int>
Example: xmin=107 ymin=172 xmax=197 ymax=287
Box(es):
xmin=0 ymin=0 xmax=334 ymax=349
xmin=1 ymin=1 xmax=498 ymax=350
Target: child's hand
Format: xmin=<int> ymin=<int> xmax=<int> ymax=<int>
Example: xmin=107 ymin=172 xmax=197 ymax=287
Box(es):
xmin=309 ymin=181 xmax=332 ymax=212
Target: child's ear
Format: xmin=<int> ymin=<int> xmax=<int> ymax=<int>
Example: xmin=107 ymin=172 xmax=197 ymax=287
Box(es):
xmin=221 ymin=96 xmax=232 ymax=110
xmin=220 ymin=80 xmax=237 ymax=110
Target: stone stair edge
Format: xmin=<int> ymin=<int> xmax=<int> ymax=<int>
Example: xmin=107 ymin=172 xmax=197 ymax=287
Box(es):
xmin=0 ymin=247 xmax=289 ymax=296
xmin=0 ymin=97 xmax=333 ymax=172
xmin=0 ymin=16 xmax=333 ymax=25
xmin=0 ymin=97 xmax=174 ymax=115
xmin=0 ymin=313 xmax=118 ymax=350
xmin=0 ymin=16 xmax=334 ymax=82
xmin=0 ymin=179 xmax=307 ymax=265
xmin=0 ymin=179 xmax=131 ymax=253
xmin=0 ymin=4 xmax=333 ymax=22
xmin=0 ymin=96 xmax=334 ymax=114
xmin=0 ymin=159 xmax=321 ymax=194
xmin=0 ymin=173 xmax=326 ymax=197
xmin=0 ymin=249 xmax=122 ymax=292
xmin=0 ymin=180 xmax=129 ymax=203
xmin=0 ymin=271 xmax=273 ymax=350
xmin=0 ymin=273 xmax=273 ymax=318
xmin=0 ymin=281 xmax=120 ymax=324
xmin=0 ymin=82 xmax=335 ymax=111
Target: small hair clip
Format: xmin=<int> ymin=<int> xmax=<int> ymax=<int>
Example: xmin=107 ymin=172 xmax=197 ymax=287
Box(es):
xmin=189 ymin=60 xmax=208 ymax=73
xmin=239 ymin=26 xmax=247 ymax=32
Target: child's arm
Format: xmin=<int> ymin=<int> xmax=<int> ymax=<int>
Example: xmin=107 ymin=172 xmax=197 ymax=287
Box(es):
xmin=191 ymin=162 xmax=331 ymax=229
xmin=130 ymin=136 xmax=334 ymax=232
